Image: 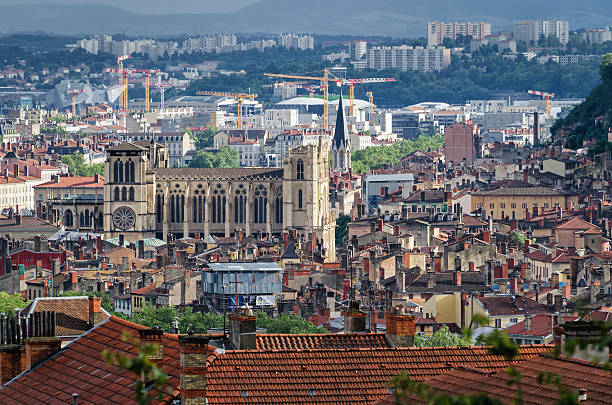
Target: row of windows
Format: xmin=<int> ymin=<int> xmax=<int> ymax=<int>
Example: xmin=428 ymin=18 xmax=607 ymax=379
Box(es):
xmin=487 ymin=202 xmax=558 ymax=209
xmin=112 ymin=160 xmax=136 ymax=183
xmin=114 ymin=187 xmax=135 ymax=201
xmin=156 ymin=194 xmax=286 ymax=224
xmin=63 ymin=209 xmax=101 ymax=228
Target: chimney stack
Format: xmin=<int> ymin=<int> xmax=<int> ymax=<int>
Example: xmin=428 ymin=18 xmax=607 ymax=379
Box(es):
xmin=344 ymin=300 xmax=367 ymax=333
xmin=88 ymin=296 xmax=102 ymax=327
xmin=139 ymin=328 xmax=164 ymax=363
xmin=385 ymin=306 xmax=416 ymax=347
xmin=229 ymin=307 xmax=257 ymax=350
xmin=179 ymin=334 xmax=210 ymax=404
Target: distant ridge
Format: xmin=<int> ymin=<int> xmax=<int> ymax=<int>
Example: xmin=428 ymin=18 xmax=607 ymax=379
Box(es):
xmin=1 ymin=1 xmax=611 ymax=37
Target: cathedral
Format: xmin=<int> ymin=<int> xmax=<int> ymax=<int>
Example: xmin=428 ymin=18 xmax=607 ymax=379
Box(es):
xmin=103 ymin=137 xmax=336 ymax=260
xmin=331 ymin=93 xmax=351 ymax=173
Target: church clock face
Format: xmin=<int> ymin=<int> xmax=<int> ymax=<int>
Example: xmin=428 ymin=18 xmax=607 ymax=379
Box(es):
xmin=112 ymin=207 xmax=136 ymax=230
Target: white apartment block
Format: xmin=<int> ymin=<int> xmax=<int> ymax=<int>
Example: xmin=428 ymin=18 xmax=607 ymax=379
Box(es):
xmin=278 ymin=34 xmax=314 ymax=50
xmin=349 ymin=41 xmax=368 ymax=61
xmin=367 ymin=46 xmax=451 ymax=72
xmin=583 ymin=29 xmax=612 ymax=44
xmin=427 ymin=22 xmax=491 ymax=46
xmin=514 ymin=20 xmax=569 ymax=45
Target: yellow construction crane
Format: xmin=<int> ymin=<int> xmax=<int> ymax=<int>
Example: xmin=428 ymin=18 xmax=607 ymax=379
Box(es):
xmin=116 ymin=55 xmax=130 ymax=111
xmin=197 ymin=91 xmax=258 ymax=130
xmin=366 ymin=91 xmax=374 ymax=127
xmin=264 ymin=69 xmax=335 ymax=130
xmin=332 ymin=77 xmax=396 ymax=116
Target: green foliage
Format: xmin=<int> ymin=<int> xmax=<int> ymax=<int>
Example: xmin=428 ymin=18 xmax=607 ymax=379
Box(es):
xmin=415 ymin=325 xmax=475 ymax=347
xmin=0 ymin=292 xmax=28 ymax=314
xmin=508 ymin=231 xmax=526 ymax=249
xmin=191 ymin=127 xmax=217 ymax=149
xmin=188 ymin=146 xmax=239 ymax=168
xmin=255 ymin=311 xmax=328 ymax=334
xmin=128 ymin=305 xmax=325 ymax=334
xmin=599 ymin=53 xmax=612 ymax=83
xmin=61 ymin=152 xmax=104 ymax=176
xmin=335 ymin=214 xmax=351 ymax=247
xmin=352 ymin=133 xmax=444 ymax=173
xmin=101 ymin=332 xmax=171 ymax=405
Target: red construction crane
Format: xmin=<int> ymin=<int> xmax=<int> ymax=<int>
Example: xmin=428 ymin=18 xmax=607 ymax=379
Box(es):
xmin=65 ymin=89 xmax=84 ymax=117
xmin=527 ymin=90 xmax=555 ymax=119
xmin=104 ymin=67 xmax=160 ymax=112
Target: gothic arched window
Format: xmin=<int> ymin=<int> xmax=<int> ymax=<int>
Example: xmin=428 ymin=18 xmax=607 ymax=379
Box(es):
xmin=129 ymin=187 xmax=135 ymax=201
xmin=114 ymin=187 xmax=120 ymax=201
xmin=118 ymin=161 xmax=124 ymax=183
xmin=113 ymin=161 xmax=119 ymax=183
xmin=254 ymin=185 xmax=268 ymax=223
xmin=297 ymin=159 xmax=304 ymax=180
xmin=298 ymin=189 xmax=303 ymax=209
xmin=275 ymin=193 xmax=283 ymax=224
xmin=121 ymin=187 xmax=127 ymax=201
xmin=170 ymin=194 xmax=176 ymax=223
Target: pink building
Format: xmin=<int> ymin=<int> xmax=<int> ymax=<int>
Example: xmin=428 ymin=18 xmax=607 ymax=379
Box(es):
xmin=444 ymin=121 xmax=479 ymax=166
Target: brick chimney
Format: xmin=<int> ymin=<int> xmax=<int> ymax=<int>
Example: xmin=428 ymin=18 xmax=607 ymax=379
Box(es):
xmin=139 ymin=328 xmax=164 ymax=363
xmin=452 ymin=271 xmax=462 ymax=286
xmin=88 ymin=296 xmax=102 ymax=327
xmin=229 ymin=307 xmax=257 ymax=350
xmin=344 ymin=300 xmax=366 ymax=333
xmin=524 ymin=314 xmax=532 ymax=331
xmin=179 ymin=334 xmax=210 ymax=404
xmin=385 ymin=306 xmax=416 ymax=347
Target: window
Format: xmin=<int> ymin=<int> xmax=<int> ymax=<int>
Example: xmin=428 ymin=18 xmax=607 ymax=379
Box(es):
xmin=129 ymin=187 xmax=135 ymax=201
xmin=114 ymin=187 xmax=120 ymax=201
xmin=510 ymin=318 xmax=518 ymax=324
xmin=522 ymin=203 xmax=527 ymax=209
xmin=298 ymin=189 xmax=303 ymax=209
xmin=489 ymin=203 xmax=494 ymax=208
xmin=495 ymin=319 xmax=502 ymax=328
xmin=296 ymin=159 xmax=304 ymax=180
xmin=121 ymin=187 xmax=127 ymax=201
xmin=500 ymin=203 xmax=506 ymax=209
xmin=511 ymin=203 xmax=516 ymax=209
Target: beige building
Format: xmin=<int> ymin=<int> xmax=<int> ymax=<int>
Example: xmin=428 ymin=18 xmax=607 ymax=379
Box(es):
xmin=103 ymin=139 xmax=336 ymax=261
xmin=471 ymin=186 xmax=578 ymax=220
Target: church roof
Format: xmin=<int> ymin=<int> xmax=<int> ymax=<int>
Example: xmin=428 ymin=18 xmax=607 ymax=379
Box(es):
xmin=333 ymin=92 xmax=349 ymax=148
xmin=151 ymin=167 xmax=284 ymax=180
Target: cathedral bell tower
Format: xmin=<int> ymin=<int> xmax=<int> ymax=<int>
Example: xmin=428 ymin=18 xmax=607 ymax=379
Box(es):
xmin=331 ymin=92 xmax=351 ymax=173
xmin=103 ymin=142 xmax=157 ymax=244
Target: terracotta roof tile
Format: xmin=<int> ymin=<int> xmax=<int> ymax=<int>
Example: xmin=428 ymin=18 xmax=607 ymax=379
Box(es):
xmin=255 ymin=333 xmax=389 ymax=350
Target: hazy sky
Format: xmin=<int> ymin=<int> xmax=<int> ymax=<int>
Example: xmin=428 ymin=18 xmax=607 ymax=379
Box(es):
xmin=0 ymin=0 xmax=259 ymax=14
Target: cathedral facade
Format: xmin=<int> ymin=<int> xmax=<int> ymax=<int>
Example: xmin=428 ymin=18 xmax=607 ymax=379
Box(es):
xmin=103 ymin=138 xmax=336 ymax=260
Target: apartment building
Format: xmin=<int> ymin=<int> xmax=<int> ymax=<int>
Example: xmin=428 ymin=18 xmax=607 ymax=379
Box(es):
xmin=427 ymin=21 xmax=491 ymax=46
xmin=349 ymin=40 xmax=367 ymax=61
xmin=367 ymin=46 xmax=451 ymax=72
xmin=514 ymin=20 xmax=569 ymax=45
xmin=445 ymin=121 xmax=480 ymax=166
xmin=583 ymin=28 xmax=612 ymax=44
xmin=278 ymin=34 xmax=314 ymax=50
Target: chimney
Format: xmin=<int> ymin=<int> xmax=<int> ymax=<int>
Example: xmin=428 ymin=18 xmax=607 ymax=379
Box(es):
xmin=15 ymin=214 xmax=21 ymax=225
xmin=377 ymin=218 xmax=383 ymax=232
xmin=562 ymin=284 xmax=571 ymax=299
xmin=138 ymin=328 xmax=164 ymax=364
xmin=344 ymin=300 xmax=366 ymax=333
xmin=138 ymin=240 xmax=145 ymax=259
xmin=385 ymin=306 xmax=416 ymax=347
xmin=88 ymin=296 xmax=102 ymax=327
xmin=179 ymin=334 xmax=210 ymax=404
xmin=561 ymin=320 xmax=610 ymax=363
xmin=452 ymin=271 xmax=462 ymax=286
xmin=94 ymin=173 xmax=99 ymax=183
xmin=25 ymin=311 xmax=61 ymax=370
xmin=228 ymin=307 xmax=257 ymax=350
xmin=590 ymin=281 xmax=600 ymax=304
xmin=524 ymin=314 xmax=532 ymax=331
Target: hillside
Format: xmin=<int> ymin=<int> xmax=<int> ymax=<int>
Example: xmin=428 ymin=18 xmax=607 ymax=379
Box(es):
xmin=553 ymin=54 xmax=612 ymax=151
xmin=1 ymin=0 xmax=612 ymax=36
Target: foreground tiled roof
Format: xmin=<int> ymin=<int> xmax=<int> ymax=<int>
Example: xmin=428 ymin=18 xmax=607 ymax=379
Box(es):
xmin=391 ymin=354 xmax=611 ymax=405
xmin=205 ymin=345 xmax=550 ymax=404
xmin=255 ymin=333 xmax=389 ymax=350
xmin=20 ymin=296 xmax=110 ymax=337
xmin=0 ymin=316 xmax=181 ymax=404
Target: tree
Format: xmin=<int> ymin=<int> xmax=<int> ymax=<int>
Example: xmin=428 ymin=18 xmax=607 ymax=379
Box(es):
xmin=0 ymin=292 xmax=28 ymax=314
xmin=255 ymin=311 xmax=328 ymax=334
xmin=61 ymin=152 xmax=104 ymax=176
xmin=414 ymin=325 xmax=475 ymax=347
xmin=191 ymin=127 xmax=216 ymax=148
xmin=188 ymin=146 xmax=239 ymax=168
xmin=130 ymin=305 xmax=179 ymax=331
xmin=335 ymin=214 xmax=351 ymax=247
xmin=600 ymin=53 xmax=612 ymax=83
xmin=508 ymin=231 xmax=526 ymax=249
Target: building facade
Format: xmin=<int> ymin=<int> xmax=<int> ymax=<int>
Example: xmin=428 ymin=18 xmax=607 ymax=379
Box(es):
xmin=103 ymin=139 xmax=336 ymax=260
xmin=445 ymin=121 xmax=480 ymax=165
xmin=367 ymin=46 xmax=451 ymax=72
xmin=427 ymin=21 xmax=491 ymax=46
xmin=514 ymin=20 xmax=569 ymax=45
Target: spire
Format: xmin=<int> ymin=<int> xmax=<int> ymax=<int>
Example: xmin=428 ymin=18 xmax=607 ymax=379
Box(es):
xmin=333 ymin=91 xmax=349 ymax=148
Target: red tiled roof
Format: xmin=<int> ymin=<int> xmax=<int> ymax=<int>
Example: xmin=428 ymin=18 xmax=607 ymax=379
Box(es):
xmin=34 ymin=175 xmax=104 ymax=189
xmin=132 ymin=283 xmax=157 ymax=295
xmin=555 ymin=217 xmax=599 ymax=231
xmin=20 ymin=296 xmax=110 ymax=337
xmin=255 ymin=333 xmax=389 ymax=350
xmin=389 ymin=354 xmax=611 ymax=405
xmin=0 ymin=316 xmax=182 ymax=404
xmin=477 ymin=296 xmax=554 ymax=316
xmin=505 ymin=314 xmax=578 ymax=337
xmin=205 ymin=345 xmax=550 ymax=404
